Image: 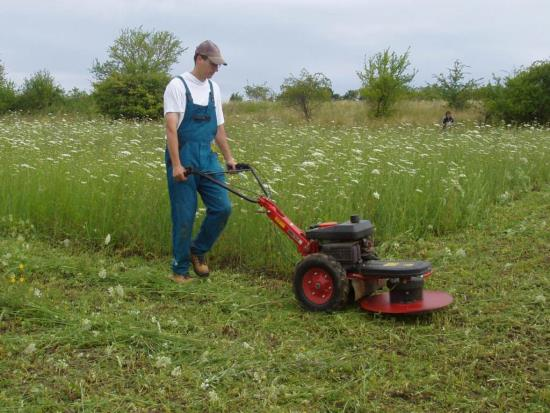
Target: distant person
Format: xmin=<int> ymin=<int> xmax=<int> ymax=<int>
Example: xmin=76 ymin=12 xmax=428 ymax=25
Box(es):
xmin=163 ymin=40 xmax=237 ymax=284
xmin=442 ymin=111 xmax=454 ymax=129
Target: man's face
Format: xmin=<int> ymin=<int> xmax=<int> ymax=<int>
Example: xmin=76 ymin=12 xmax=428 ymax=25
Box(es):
xmin=199 ymin=55 xmax=219 ymax=78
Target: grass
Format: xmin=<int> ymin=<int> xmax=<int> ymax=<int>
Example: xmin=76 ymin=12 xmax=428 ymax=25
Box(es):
xmin=1 ymin=183 xmax=548 ymax=411
xmin=1 ymin=114 xmax=548 ymax=275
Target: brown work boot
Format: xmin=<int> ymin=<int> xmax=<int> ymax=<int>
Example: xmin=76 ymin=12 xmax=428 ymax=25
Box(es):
xmin=171 ymin=274 xmax=193 ymax=284
xmin=191 ymin=255 xmax=210 ymax=277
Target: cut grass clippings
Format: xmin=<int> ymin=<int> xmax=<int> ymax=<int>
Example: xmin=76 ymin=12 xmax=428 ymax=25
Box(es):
xmin=1 ymin=185 xmax=549 ymax=411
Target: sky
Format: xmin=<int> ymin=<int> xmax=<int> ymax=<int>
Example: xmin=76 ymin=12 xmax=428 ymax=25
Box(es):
xmin=1 ymin=0 xmax=549 ymax=98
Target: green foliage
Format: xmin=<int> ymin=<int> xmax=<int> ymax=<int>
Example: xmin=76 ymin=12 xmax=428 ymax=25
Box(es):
xmin=485 ymin=60 xmax=550 ymax=124
xmin=243 ymin=82 xmax=273 ymax=101
xmin=357 ymin=48 xmax=416 ymax=117
xmin=91 ymin=27 xmax=185 ymax=81
xmin=0 ymin=60 xmax=17 ymax=113
xmin=16 ymin=70 xmax=64 ymax=112
xmin=92 ymin=27 xmax=185 ymax=119
xmin=229 ymin=92 xmax=244 ymax=102
xmin=278 ymin=69 xmax=332 ymax=120
xmin=93 ymin=71 xmax=169 ymax=119
xmin=342 ymin=89 xmax=360 ymax=100
xmin=62 ymin=88 xmax=98 ymax=116
xmin=433 ymin=60 xmax=481 ymax=109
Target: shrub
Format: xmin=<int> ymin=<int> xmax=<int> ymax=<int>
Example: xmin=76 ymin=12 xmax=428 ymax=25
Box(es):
xmin=485 ymin=60 xmax=550 ymax=124
xmin=433 ymin=60 xmax=481 ymax=110
xmin=16 ymin=70 xmax=64 ymax=112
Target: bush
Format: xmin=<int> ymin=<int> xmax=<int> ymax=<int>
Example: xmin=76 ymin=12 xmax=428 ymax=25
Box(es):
xmin=93 ymin=71 xmax=169 ymax=119
xmin=485 ymin=60 xmax=550 ymax=124
xmin=433 ymin=60 xmax=481 ymax=110
xmin=16 ymin=70 xmax=64 ymax=113
xmin=92 ymin=27 xmax=185 ymax=119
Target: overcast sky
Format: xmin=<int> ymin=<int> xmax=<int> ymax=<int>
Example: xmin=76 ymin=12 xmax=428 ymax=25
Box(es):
xmin=1 ymin=0 xmax=549 ymax=98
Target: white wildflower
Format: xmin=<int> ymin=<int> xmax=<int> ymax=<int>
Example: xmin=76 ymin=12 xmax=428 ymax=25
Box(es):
xmin=242 ymin=341 xmax=253 ymax=350
xmin=98 ymin=268 xmax=107 ymax=279
xmin=534 ymin=294 xmax=546 ymax=304
xmin=371 ymin=169 xmax=380 ymax=175
xmin=62 ymin=239 xmax=71 ymax=248
xmin=82 ymin=318 xmax=92 ymax=330
xmin=24 ymin=343 xmax=36 ymax=354
xmin=372 ymin=191 xmax=380 ymax=200
xmin=33 ymin=288 xmax=42 ymax=298
xmin=208 ymin=390 xmax=219 ymax=402
xmin=154 ymin=355 xmax=172 ymax=369
xmin=171 ymin=366 xmax=182 ymax=377
xmin=455 ymin=248 xmax=466 ymax=257
xmin=104 ymin=234 xmax=111 ymax=245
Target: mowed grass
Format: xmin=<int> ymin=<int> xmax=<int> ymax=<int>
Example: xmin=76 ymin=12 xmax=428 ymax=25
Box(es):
xmin=0 ymin=114 xmax=549 ymax=274
xmin=0 ymin=183 xmax=548 ymax=411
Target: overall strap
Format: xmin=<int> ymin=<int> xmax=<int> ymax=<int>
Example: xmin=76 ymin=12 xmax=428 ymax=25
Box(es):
xmin=177 ymin=76 xmax=193 ymax=103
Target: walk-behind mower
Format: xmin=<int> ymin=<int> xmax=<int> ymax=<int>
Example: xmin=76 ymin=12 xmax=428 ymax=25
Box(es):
xmin=185 ymin=164 xmax=453 ymax=315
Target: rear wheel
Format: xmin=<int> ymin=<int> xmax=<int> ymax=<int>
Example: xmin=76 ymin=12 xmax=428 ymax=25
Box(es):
xmin=293 ymin=253 xmax=349 ymax=312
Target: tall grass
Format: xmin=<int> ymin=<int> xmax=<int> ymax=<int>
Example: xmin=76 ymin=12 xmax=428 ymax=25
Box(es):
xmin=1 ymin=112 xmax=548 ymax=273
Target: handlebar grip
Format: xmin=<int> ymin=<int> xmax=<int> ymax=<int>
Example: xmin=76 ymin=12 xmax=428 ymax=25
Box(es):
xmin=183 ymin=166 xmax=193 ymax=177
xmin=235 ymin=163 xmax=251 ymax=171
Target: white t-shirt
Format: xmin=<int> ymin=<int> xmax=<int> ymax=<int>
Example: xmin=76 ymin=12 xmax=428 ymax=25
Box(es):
xmin=163 ymin=72 xmax=224 ymax=127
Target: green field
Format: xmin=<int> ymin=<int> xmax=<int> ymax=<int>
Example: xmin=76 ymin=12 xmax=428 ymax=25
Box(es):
xmin=0 ymin=114 xmax=549 ymax=411
xmin=1 ymin=114 xmax=548 ymax=273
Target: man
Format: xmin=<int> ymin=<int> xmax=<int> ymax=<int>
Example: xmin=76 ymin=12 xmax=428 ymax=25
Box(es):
xmin=442 ymin=111 xmax=454 ymax=129
xmin=164 ymin=40 xmax=236 ymax=284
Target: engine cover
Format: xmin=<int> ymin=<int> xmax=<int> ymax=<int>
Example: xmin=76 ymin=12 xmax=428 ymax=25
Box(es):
xmin=320 ymin=242 xmax=361 ymax=263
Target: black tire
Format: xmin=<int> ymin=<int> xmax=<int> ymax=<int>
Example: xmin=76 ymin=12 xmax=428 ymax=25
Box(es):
xmin=293 ymin=253 xmax=350 ymax=312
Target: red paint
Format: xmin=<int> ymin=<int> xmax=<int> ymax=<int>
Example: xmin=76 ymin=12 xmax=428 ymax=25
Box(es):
xmin=359 ymin=290 xmax=453 ymax=314
xmin=301 ymin=267 xmax=334 ymax=305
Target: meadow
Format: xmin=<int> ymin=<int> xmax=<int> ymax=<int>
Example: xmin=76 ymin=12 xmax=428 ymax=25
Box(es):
xmin=0 ymin=111 xmax=548 ymax=274
xmin=1 ymin=110 xmax=549 ymax=411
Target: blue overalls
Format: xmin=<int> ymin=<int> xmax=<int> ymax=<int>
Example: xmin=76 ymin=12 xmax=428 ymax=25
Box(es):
xmin=165 ymin=77 xmax=232 ymax=275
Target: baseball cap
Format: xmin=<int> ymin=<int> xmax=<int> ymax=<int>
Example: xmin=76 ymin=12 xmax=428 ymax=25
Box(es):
xmin=195 ymin=40 xmax=227 ymax=66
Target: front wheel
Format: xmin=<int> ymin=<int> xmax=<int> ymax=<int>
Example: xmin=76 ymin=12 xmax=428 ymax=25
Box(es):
xmin=293 ymin=253 xmax=349 ymax=312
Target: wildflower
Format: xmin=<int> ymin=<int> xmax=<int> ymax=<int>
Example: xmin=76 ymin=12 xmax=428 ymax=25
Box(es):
xmin=18 ymin=263 xmax=25 ymax=271
xmin=24 ymin=343 xmax=37 ymax=354
xmin=33 ymin=288 xmax=42 ymax=297
xmin=455 ymin=248 xmax=466 ymax=257
xmin=82 ymin=319 xmax=92 ymax=330
xmin=534 ymin=294 xmax=546 ymax=304
xmin=104 ymin=234 xmax=111 ymax=245
xmin=62 ymin=239 xmax=71 ymax=248
xmin=154 ymin=355 xmax=172 ymax=369
xmin=371 ymin=169 xmax=380 ymax=175
xmin=98 ymin=269 xmax=107 ymax=279
xmin=171 ymin=366 xmax=182 ymax=377
xmin=372 ymin=192 xmax=380 ymax=200
xmin=208 ymin=390 xmax=219 ymax=402
xmin=19 ymin=276 xmax=25 ymax=283
xmin=242 ymin=341 xmax=253 ymax=350
xmin=200 ymin=379 xmax=211 ymax=390
xmin=9 ymin=274 xmax=16 ymax=283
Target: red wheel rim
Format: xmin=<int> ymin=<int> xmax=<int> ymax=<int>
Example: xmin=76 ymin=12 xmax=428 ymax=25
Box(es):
xmin=302 ymin=267 xmax=334 ymax=305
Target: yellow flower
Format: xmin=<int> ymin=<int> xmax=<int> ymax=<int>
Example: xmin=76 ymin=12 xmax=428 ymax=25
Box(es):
xmin=19 ymin=276 xmax=25 ymax=283
xmin=19 ymin=263 xmax=25 ymax=271
xmin=9 ymin=274 xmax=16 ymax=283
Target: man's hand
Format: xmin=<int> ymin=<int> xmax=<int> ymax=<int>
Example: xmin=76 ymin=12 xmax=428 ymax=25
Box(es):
xmin=226 ymin=159 xmax=237 ymax=172
xmin=173 ymin=164 xmax=187 ymax=181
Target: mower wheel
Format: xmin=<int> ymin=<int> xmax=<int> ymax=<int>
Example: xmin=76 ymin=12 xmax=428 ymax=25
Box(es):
xmin=293 ymin=253 xmax=349 ymax=312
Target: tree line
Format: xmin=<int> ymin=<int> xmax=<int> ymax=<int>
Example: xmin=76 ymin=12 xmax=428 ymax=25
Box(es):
xmin=1 ymin=27 xmax=549 ymax=124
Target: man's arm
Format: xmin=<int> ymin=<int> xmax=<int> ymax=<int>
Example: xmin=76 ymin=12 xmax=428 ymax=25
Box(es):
xmin=214 ymin=124 xmax=236 ymax=170
xmin=165 ymin=113 xmax=186 ymax=181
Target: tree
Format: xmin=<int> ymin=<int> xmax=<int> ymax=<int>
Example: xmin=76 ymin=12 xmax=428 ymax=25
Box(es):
xmin=279 ymin=69 xmax=332 ymax=121
xmin=357 ymin=48 xmax=416 ymax=117
xmin=0 ymin=60 xmax=17 ymax=113
xmin=243 ymin=82 xmax=273 ymax=101
xmin=92 ymin=27 xmax=186 ymax=80
xmin=17 ymin=70 xmax=64 ymax=112
xmin=485 ymin=60 xmax=550 ymax=124
xmin=433 ymin=60 xmax=481 ymax=109
xmin=342 ymin=89 xmax=360 ymax=101
xmin=229 ymin=92 xmax=243 ymax=102
xmin=92 ymin=27 xmax=185 ymax=119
